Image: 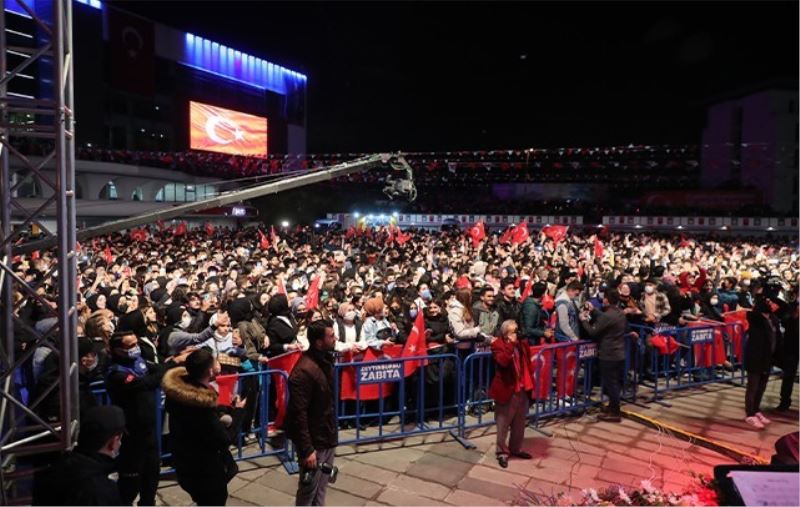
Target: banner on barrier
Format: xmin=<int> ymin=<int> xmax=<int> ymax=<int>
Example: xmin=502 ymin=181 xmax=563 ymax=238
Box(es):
xmin=690 ymin=328 xmax=714 ymax=343
xmin=359 ymin=362 xmax=404 ymax=383
xmin=579 ymin=343 xmax=597 ymax=359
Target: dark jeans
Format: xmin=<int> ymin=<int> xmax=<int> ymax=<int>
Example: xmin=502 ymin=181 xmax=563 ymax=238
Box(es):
xmin=176 ymin=469 xmax=228 ymax=507
xmin=745 ymin=371 xmax=770 ymax=417
xmin=117 ymin=434 xmax=160 ymax=506
xmin=780 ymin=357 xmax=798 ymax=408
xmin=599 ymin=359 xmax=625 ymax=415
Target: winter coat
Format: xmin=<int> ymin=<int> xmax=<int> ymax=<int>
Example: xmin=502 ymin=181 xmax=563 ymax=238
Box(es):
xmin=287 ymin=349 xmax=338 ymax=459
xmin=447 ymin=299 xmax=481 ymax=350
xmin=32 ymin=450 xmax=121 ymax=505
xmin=162 ymin=367 xmax=244 ymax=481
xmin=488 ymin=337 xmax=532 ymax=405
xmin=519 ymin=297 xmax=546 ymax=342
xmin=744 ymin=311 xmax=777 ymax=373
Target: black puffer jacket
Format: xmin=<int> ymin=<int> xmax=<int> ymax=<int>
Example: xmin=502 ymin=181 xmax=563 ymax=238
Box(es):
xmin=287 ymin=349 xmax=337 ymax=459
xmin=162 ymin=367 xmax=244 ymax=478
xmin=266 ymin=294 xmax=298 ymax=356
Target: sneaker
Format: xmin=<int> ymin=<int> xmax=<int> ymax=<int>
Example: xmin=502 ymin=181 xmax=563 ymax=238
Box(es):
xmin=744 ymin=416 xmax=764 ymax=429
xmin=755 ymin=412 xmax=771 ymax=425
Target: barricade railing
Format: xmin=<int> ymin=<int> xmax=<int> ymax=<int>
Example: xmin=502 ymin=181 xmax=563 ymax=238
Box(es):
xmin=91 ymin=367 xmax=297 ymax=475
xmin=629 ymin=321 xmax=746 ymax=406
xmin=332 ymin=352 xmax=468 ymax=448
xmin=460 ymin=340 xmax=600 ymax=440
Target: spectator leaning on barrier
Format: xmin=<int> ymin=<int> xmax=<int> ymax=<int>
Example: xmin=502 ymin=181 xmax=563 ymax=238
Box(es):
xmin=488 ymin=320 xmax=533 ymax=469
xmin=496 ymin=278 xmax=522 ymax=331
xmin=288 ymin=320 xmax=338 ymax=507
xmin=472 ymin=285 xmax=500 ymax=337
xmin=640 ymin=278 xmax=671 ymax=324
xmin=32 ymin=405 xmax=126 ymax=506
xmin=520 ymin=282 xmax=554 ymax=344
xmin=555 ymin=281 xmax=583 ymax=341
xmin=162 ymin=348 xmax=246 ymax=506
xmin=580 ymin=288 xmax=627 ymax=423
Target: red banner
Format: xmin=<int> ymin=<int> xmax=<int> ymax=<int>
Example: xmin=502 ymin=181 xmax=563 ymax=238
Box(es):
xmin=216 ymin=373 xmax=239 ymax=406
xmin=269 ymin=350 xmax=302 ymax=428
xmin=108 ymin=7 xmax=154 ymax=96
xmin=339 ymin=348 xmax=396 ymax=401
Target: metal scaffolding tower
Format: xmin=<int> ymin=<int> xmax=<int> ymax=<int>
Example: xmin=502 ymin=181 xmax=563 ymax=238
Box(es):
xmin=0 ymin=0 xmax=78 ymax=503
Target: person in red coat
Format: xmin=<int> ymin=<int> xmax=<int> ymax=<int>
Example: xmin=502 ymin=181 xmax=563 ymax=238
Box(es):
xmin=488 ymin=320 xmax=534 ymax=468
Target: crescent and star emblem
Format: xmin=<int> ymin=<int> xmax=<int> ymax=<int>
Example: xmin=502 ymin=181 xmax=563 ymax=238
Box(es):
xmin=205 ymin=116 xmax=245 ymax=145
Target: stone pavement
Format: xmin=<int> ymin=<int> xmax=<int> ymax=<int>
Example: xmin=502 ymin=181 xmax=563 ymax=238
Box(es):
xmin=156 ymin=378 xmax=797 ymax=506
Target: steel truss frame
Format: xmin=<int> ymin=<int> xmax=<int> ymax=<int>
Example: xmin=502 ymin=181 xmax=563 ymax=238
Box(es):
xmin=0 ymin=0 xmax=77 ymax=503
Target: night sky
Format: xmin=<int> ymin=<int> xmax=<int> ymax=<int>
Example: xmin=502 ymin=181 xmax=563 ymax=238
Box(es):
xmin=111 ymin=1 xmax=798 ymax=153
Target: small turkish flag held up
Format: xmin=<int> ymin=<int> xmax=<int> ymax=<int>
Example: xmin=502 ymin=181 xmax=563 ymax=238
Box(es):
xmin=468 ymin=221 xmax=486 ymax=248
xmin=401 ymin=310 xmax=428 ymax=377
xmin=215 ymin=373 xmax=239 ymax=406
xmin=511 ymin=222 xmax=530 ymax=245
xmin=306 ymin=275 xmax=321 ymax=310
xmin=258 ymin=229 xmax=269 ymax=250
xmin=542 ymin=225 xmax=569 ymax=245
xmin=594 ymin=238 xmax=604 ymax=258
xmin=205 ymin=222 xmax=215 ymax=236
xmin=104 ymin=245 xmax=113 ymax=264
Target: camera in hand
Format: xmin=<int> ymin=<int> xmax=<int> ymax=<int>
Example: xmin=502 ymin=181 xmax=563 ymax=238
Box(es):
xmin=300 ymin=463 xmax=338 ymax=485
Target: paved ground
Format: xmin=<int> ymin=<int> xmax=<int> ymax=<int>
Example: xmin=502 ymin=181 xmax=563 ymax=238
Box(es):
xmin=156 ymin=377 xmax=797 ymax=506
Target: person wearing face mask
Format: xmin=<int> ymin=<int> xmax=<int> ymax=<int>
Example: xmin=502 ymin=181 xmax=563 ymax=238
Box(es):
xmin=163 ymin=306 xmax=219 ymax=356
xmin=698 ymin=292 xmax=725 ymax=322
xmin=333 ymin=303 xmax=364 ymax=353
xmin=162 ymin=348 xmax=247 ymax=506
xmin=105 ymin=331 xmax=185 ymax=506
xmin=415 ymin=283 xmax=433 ymax=311
xmin=32 ymin=405 xmax=127 ymax=506
xmin=35 ymin=337 xmax=100 ymax=424
xmin=361 ymin=297 xmax=395 ymax=349
xmin=639 ymin=279 xmax=671 ymax=325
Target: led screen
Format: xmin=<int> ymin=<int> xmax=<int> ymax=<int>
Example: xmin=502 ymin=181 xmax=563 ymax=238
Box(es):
xmin=189 ymin=101 xmax=268 ymax=157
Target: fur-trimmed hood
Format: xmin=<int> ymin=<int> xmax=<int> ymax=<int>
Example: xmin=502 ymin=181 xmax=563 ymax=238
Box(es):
xmin=161 ymin=367 xmax=217 ymax=408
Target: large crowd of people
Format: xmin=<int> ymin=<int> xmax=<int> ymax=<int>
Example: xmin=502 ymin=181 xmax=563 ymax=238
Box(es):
xmin=15 ymin=224 xmax=798 ymax=504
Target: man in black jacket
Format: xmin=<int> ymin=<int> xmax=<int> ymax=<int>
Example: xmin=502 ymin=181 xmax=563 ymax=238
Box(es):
xmin=33 ymin=405 xmax=126 ymax=506
xmin=106 ymin=331 xmax=172 ymax=506
xmin=580 ymin=289 xmax=627 ymax=422
xmin=162 ymin=348 xmax=246 ymax=506
xmin=495 ymin=278 xmax=521 ymax=332
xmin=288 ymin=320 xmax=338 ymax=506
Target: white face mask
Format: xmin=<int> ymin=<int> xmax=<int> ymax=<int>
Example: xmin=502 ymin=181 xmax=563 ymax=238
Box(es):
xmin=344 ymin=311 xmax=356 ymax=322
xmin=87 ymin=357 xmax=99 ymax=371
xmin=179 ymin=315 xmax=192 ymax=329
xmin=644 ymin=286 xmax=655 ymax=295
xmin=710 ymin=298 xmax=719 ymax=306
xmin=214 ymin=331 xmax=232 ymax=343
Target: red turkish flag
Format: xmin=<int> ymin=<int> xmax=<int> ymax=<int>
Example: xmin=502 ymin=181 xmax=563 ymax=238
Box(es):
xmin=31 ymin=250 xmax=40 ymax=260
xmin=499 ymin=227 xmax=514 ymax=245
xmin=395 ymin=230 xmax=412 ymax=246
xmin=529 ymin=346 xmax=553 ymax=400
xmin=723 ymin=310 xmax=749 ymax=361
xmin=306 ymin=275 xmax=321 ymax=310
xmin=339 ymin=348 xmax=396 ymax=401
xmin=156 ymin=219 xmax=166 ymax=231
xmin=270 ymin=226 xmax=279 ymax=250
xmin=542 ymin=225 xmax=569 ymax=245
xmin=258 ymin=229 xmax=269 ymax=250
xmin=556 ymin=345 xmax=578 ymax=398
xmin=542 ymin=293 xmax=555 ymax=312
xmin=104 ymin=245 xmax=113 ymax=264
xmin=276 ymin=275 xmax=287 ymax=296
xmin=594 ymin=238 xmax=604 ymax=258
xmin=345 ymin=226 xmax=356 ymax=239
xmin=468 ymin=221 xmax=486 ymax=248
xmin=174 ymin=222 xmax=187 ymax=237
xmin=270 ymin=350 xmax=302 ymax=428
xmin=518 ymin=277 xmax=534 ymax=303
xmin=511 ymin=222 xmax=530 ymax=245
xmin=401 ymin=310 xmax=428 ymax=377
xmin=205 ymin=222 xmax=215 ymax=236
xmin=215 ymin=373 xmax=239 ymax=406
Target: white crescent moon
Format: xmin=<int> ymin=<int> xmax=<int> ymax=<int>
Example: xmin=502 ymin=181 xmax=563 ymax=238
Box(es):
xmin=205 ymin=116 xmax=235 ymax=145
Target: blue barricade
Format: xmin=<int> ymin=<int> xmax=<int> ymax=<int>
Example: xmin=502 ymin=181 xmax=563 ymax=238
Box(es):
xmin=630 ymin=321 xmax=746 ymax=404
xmin=460 ymin=340 xmax=600 ymax=440
xmin=332 ymin=352 xmax=464 ymax=447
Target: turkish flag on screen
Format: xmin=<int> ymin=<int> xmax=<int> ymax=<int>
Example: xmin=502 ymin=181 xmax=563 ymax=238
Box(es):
xmin=190 ymin=101 xmax=268 ymax=157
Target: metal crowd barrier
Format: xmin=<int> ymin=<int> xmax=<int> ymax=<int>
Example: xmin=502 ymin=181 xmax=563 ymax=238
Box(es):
xmin=630 ymin=321 xmax=746 ymax=406
xmin=332 ymin=353 xmax=468 ymax=448
xmin=84 ymin=323 xmax=750 ymax=475
xmin=460 ymin=340 xmax=600 ymax=441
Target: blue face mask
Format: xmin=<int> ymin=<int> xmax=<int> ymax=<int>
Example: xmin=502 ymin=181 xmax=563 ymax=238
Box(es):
xmin=409 ymin=309 xmax=418 ymax=319
xmin=421 ymin=289 xmax=432 ymax=301
xmin=127 ymin=346 xmax=141 ymax=360
xmin=387 ymin=282 xmax=396 ymax=293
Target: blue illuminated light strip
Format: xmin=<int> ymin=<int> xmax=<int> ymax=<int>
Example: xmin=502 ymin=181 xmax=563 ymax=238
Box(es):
xmin=184 ymin=32 xmax=306 ymax=96
xmin=5 ymin=0 xmax=102 ymax=17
